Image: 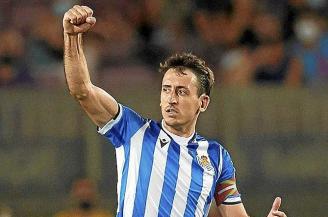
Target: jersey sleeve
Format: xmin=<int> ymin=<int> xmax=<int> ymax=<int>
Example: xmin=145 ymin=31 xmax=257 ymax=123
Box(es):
xmin=97 ymin=104 xmax=147 ymax=148
xmin=214 ymin=147 xmax=242 ymax=206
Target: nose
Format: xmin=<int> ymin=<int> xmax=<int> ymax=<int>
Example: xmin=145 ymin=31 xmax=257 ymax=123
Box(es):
xmin=168 ymin=91 xmax=178 ymax=104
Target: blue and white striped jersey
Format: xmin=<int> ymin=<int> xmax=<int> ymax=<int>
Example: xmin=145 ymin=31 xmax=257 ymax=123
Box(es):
xmin=98 ymin=104 xmax=241 ymax=217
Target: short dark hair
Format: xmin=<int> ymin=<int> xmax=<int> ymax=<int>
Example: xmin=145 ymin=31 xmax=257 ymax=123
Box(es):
xmin=159 ymin=53 xmax=215 ymax=96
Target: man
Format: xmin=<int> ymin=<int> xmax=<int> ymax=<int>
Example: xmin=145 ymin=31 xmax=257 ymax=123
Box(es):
xmin=63 ymin=5 xmax=287 ymax=217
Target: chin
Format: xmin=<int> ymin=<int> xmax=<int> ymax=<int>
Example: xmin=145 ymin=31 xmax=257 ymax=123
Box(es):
xmin=163 ymin=117 xmax=179 ymax=126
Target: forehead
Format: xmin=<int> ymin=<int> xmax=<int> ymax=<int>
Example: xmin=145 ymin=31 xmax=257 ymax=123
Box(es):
xmin=162 ymin=68 xmax=198 ymax=87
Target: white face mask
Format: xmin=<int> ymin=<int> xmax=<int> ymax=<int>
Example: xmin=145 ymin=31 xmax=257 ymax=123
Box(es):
xmin=294 ymin=19 xmax=321 ymax=44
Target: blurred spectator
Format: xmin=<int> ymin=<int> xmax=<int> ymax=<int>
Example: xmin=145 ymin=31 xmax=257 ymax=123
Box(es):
xmin=219 ymin=47 xmax=255 ymax=86
xmin=0 ymin=0 xmax=327 ymax=88
xmin=85 ymin=1 xmax=136 ymax=67
xmin=218 ymin=1 xmax=301 ymax=87
xmin=192 ymin=0 xmax=253 ymax=78
xmin=292 ymin=9 xmax=328 ymax=87
xmin=251 ymin=9 xmax=302 ymax=86
xmin=54 ymin=178 xmax=113 ymax=217
xmin=122 ymin=0 xmax=173 ymax=67
xmin=0 ymin=28 xmax=32 ymax=86
xmin=26 ymin=4 xmax=64 ymax=87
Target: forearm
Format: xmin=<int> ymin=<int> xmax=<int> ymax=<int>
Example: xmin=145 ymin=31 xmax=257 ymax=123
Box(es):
xmin=64 ymin=33 xmax=92 ymax=99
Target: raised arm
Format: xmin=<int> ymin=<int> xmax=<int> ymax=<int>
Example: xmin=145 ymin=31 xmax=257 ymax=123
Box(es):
xmin=63 ymin=5 xmax=118 ymax=127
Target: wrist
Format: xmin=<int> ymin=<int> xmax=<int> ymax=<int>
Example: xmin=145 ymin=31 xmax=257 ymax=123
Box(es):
xmin=64 ymin=32 xmax=83 ymax=45
xmin=63 ymin=32 xmax=81 ymax=37
xmin=64 ymin=33 xmax=83 ymax=52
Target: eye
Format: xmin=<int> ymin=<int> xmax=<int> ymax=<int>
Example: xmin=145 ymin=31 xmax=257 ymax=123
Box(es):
xmin=162 ymin=86 xmax=170 ymax=93
xmin=178 ymin=89 xmax=188 ymax=96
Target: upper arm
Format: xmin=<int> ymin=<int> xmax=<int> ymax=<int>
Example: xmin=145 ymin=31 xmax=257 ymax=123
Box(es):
xmin=214 ymin=148 xmax=241 ymax=206
xmin=77 ymin=84 xmax=119 ymax=128
xmin=209 ymin=147 xmax=248 ymax=217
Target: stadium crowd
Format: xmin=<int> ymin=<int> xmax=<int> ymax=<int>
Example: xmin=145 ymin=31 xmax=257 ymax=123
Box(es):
xmin=0 ymin=0 xmax=327 ymax=89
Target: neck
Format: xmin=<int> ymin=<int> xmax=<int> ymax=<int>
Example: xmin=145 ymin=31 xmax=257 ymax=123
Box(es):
xmin=162 ymin=121 xmax=196 ymax=138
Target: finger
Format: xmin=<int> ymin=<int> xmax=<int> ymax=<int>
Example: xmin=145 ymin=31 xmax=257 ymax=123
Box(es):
xmin=271 ymin=197 xmax=281 ymax=211
xmin=70 ymin=8 xmax=84 ymax=24
xmin=65 ymin=10 xmax=77 ymax=24
xmin=63 ymin=11 xmax=72 ymax=22
xmin=272 ymin=210 xmax=286 ymax=217
xmin=81 ymin=6 xmax=93 ymax=17
xmin=73 ymin=5 xmax=88 ymax=19
xmin=73 ymin=21 xmax=95 ymax=33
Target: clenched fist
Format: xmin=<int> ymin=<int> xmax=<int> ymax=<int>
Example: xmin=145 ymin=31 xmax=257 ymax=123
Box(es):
xmin=63 ymin=5 xmax=96 ymax=35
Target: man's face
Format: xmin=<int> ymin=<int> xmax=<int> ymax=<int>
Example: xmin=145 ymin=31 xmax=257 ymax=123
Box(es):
xmin=160 ymin=68 xmax=206 ymax=129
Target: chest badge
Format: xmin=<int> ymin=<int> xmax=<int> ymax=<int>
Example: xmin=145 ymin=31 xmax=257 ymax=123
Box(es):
xmin=196 ymin=155 xmax=214 ymax=171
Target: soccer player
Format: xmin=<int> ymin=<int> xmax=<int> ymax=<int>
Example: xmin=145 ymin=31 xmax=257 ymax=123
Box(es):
xmin=63 ymin=5 xmax=287 ymax=217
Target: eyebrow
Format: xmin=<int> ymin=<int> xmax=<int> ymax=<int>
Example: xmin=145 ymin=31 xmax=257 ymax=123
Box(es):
xmin=162 ymin=84 xmax=189 ymax=89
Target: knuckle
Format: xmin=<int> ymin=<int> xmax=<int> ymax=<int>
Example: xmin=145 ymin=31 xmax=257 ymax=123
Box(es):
xmin=69 ymin=9 xmax=75 ymax=14
xmin=82 ymin=6 xmax=93 ymax=14
xmin=82 ymin=5 xmax=90 ymax=9
xmin=80 ymin=10 xmax=87 ymax=16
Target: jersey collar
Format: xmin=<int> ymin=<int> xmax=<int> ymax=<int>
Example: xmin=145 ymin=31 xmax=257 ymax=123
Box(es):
xmin=161 ymin=120 xmax=196 ymax=146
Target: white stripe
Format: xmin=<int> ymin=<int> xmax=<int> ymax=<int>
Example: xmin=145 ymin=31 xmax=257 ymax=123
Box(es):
xmin=217 ymin=184 xmax=237 ymax=195
xmin=115 ymin=145 xmax=125 ymax=214
xmin=123 ymin=122 xmax=149 ymax=217
xmin=195 ymin=141 xmax=214 ymax=217
xmin=218 ymin=146 xmax=223 ymax=176
xmin=170 ymin=146 xmax=193 ymax=217
xmin=224 ymin=196 xmax=242 ymax=203
xmin=98 ymin=104 xmax=123 ymax=135
xmin=144 ymin=130 xmax=170 ymax=217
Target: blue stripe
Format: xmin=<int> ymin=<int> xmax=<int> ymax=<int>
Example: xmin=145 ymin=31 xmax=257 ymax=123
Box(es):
xmin=116 ymin=141 xmax=131 ymax=217
xmin=132 ymin=123 xmax=160 ymax=216
xmin=183 ymin=144 xmax=204 ymax=217
xmin=202 ymin=193 xmax=212 ymax=216
xmin=158 ymin=141 xmax=180 ymax=217
xmin=203 ymin=203 xmax=210 ymax=217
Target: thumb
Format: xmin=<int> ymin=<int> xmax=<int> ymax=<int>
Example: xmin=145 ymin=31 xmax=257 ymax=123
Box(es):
xmin=73 ymin=17 xmax=96 ymax=33
xmin=86 ymin=16 xmax=96 ymax=25
xmin=271 ymin=197 xmax=282 ymax=212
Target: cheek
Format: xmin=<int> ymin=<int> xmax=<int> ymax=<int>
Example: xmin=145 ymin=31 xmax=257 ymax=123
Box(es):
xmin=182 ymin=100 xmax=200 ymax=114
xmin=160 ymin=95 xmax=165 ymax=105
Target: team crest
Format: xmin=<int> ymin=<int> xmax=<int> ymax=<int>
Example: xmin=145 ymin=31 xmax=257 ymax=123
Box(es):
xmin=196 ymin=155 xmax=214 ymax=171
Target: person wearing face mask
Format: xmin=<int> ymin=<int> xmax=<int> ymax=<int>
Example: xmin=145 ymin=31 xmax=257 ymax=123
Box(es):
xmin=292 ymin=10 xmax=328 ymax=87
xmin=54 ymin=179 xmax=113 ymax=217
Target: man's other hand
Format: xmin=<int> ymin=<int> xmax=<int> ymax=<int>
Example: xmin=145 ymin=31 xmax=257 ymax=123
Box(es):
xmin=267 ymin=197 xmax=287 ymax=217
xmin=63 ymin=5 xmax=96 ymax=35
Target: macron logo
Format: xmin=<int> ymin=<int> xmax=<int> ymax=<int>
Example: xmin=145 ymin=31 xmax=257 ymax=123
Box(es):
xmin=160 ymin=138 xmax=169 ymax=148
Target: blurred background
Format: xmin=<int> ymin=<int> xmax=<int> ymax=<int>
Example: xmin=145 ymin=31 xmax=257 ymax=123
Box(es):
xmin=0 ymin=0 xmax=327 ymax=216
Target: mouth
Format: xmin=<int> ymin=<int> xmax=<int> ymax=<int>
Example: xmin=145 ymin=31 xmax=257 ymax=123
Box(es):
xmin=165 ymin=107 xmax=178 ymax=115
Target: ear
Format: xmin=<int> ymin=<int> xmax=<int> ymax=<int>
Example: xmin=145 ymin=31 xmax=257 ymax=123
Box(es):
xmin=199 ymin=94 xmax=210 ymax=112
